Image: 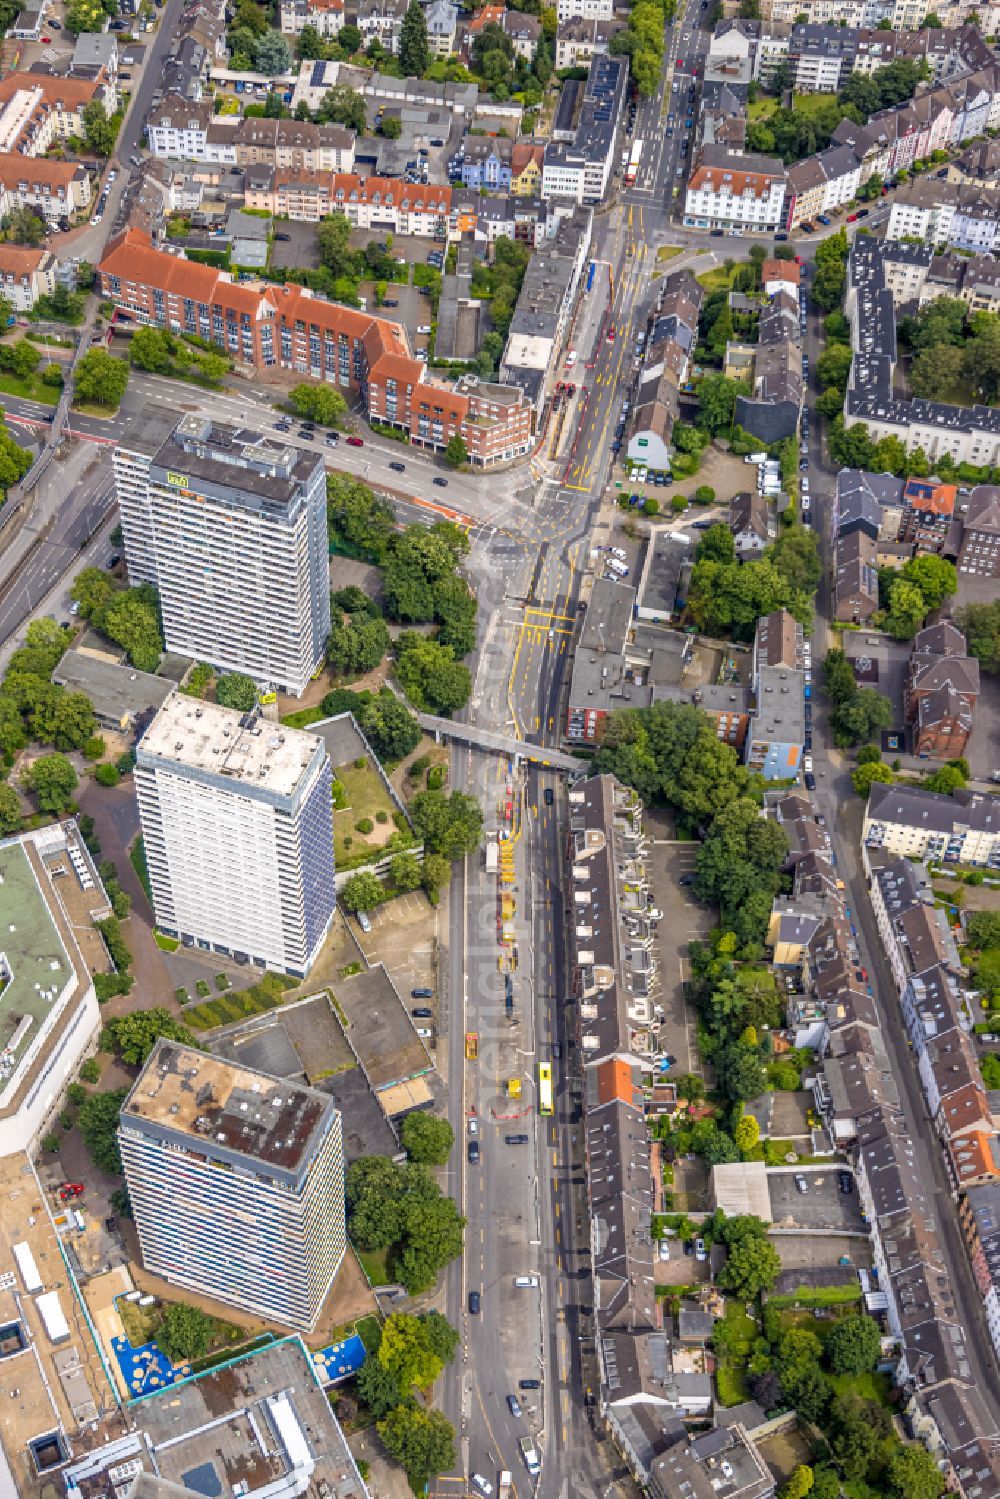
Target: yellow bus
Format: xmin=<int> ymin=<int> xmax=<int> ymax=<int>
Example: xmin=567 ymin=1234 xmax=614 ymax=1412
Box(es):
xmin=538 ymin=1063 xmax=553 ymax=1117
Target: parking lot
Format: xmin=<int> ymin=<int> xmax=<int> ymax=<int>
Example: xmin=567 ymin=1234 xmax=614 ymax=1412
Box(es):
xmin=268 ymin=220 xmax=320 ymax=271
xmin=767 ymin=1166 xmax=867 ymax=1232
xmin=645 ymin=816 xmax=713 ymax=1080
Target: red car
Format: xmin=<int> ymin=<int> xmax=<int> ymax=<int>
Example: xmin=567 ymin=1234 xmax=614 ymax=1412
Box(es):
xmin=346 ymin=436 xmax=364 ymax=447
xmin=59 ymin=1183 xmax=85 ymax=1201
xmin=607 ymin=323 xmax=616 ymax=341
xmin=676 ymin=56 xmax=684 ymax=67
xmin=846 ymin=213 xmax=858 ymax=222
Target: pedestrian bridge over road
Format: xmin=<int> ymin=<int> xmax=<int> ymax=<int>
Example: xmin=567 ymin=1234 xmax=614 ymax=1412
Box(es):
xmin=416 ymin=715 xmax=585 ymax=773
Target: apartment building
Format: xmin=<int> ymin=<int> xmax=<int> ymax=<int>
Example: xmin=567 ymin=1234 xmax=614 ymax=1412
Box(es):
xmin=784 ymin=143 xmax=861 ymax=229
xmin=627 ymin=269 xmax=704 ymax=468
xmin=650 ymin=1426 xmax=775 ymax=1499
xmin=905 ymin=622 xmax=979 ymax=759
xmin=460 ymin=135 xmax=512 ymax=191
xmin=62 ymin=1339 xmax=368 ymax=1499
xmin=501 ymin=204 xmax=591 ymax=410
xmin=0 ymin=825 xmax=108 ymax=1158
xmin=0 ymin=243 xmax=55 ymax=311
xmin=557 ymin=0 xmax=613 ymax=17
xmin=0 ymin=153 xmax=92 ymax=220
xmin=887 ymin=179 xmax=1000 ymax=255
xmin=540 ymin=53 xmax=625 ymax=206
xmin=99 ymin=231 xmax=533 ymax=462
xmin=0 ymin=70 xmax=113 ymax=155
xmin=684 ymin=147 xmax=787 ymax=232
xmin=424 ymin=0 xmax=458 ymax=54
xmin=355 ymin=0 xmax=407 ymax=52
xmin=135 ymin=697 xmax=336 ymax=975
xmin=279 ymin=0 xmax=345 ymax=34
xmin=115 ymin=411 xmax=330 ymax=697
xmin=958 ymin=485 xmax=1000 ymax=578
xmin=863 ymin=782 xmax=1000 ymax=867
xmin=554 ymin=14 xmax=622 ymax=68
xmin=120 ymin=1040 xmax=345 ymax=1329
xmin=745 ymin=608 xmax=806 ymax=779
xmin=845 ymin=237 xmax=1000 ymax=468
xmin=149 ymin=110 xmax=356 ymax=170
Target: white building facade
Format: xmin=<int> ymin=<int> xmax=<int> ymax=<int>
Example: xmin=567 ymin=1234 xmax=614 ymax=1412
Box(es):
xmin=135 ymin=697 xmax=337 ymax=977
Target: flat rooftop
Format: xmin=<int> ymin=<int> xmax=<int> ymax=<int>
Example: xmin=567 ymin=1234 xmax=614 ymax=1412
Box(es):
xmin=138 ymin=696 xmax=322 ymax=798
xmin=334 ymin=965 xmax=433 ymax=1095
xmin=116 ymin=402 xmax=181 ymax=459
xmin=210 ymin=992 xmax=399 ymax=1162
xmin=0 ymin=841 xmax=72 ymax=1075
xmin=52 ymin=647 xmax=175 ymax=725
xmin=62 ymin=1337 xmax=367 ymax=1499
xmin=0 ymin=1151 xmax=110 ymax=1499
xmin=121 ymin=1039 xmax=337 ymax=1179
xmin=151 ymin=413 xmax=322 ymax=509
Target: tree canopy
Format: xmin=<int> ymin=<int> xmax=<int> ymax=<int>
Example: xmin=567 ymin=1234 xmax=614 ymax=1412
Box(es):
xmin=104 ymin=1009 xmax=202 ymax=1067
xmin=78 ymin=1088 xmax=129 ymax=1175
xmin=157 ymin=1303 xmax=214 ymax=1363
xmin=347 ymin=1156 xmax=465 ymax=1293
xmin=401 ymin=1112 xmax=454 ymax=1166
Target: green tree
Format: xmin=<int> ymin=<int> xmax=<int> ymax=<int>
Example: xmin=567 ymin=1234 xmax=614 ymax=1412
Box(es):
xmin=338 ymin=21 xmax=361 ymax=52
xmin=696 ymin=374 xmax=745 ymax=435
xmin=341 ymin=870 xmax=387 ymax=913
xmin=378 ymin=1312 xmax=445 ymax=1390
xmin=409 ymin=788 xmax=483 ymax=860
xmin=830 ymin=1393 xmax=881 ymax=1480
xmin=215 ymin=673 xmax=258 ymax=712
xmin=0 ymin=697 xmax=26 ymax=761
xmin=74 ymin=348 xmax=129 ymax=408
xmin=852 ymin=761 xmax=894 ymax=796
xmin=769 ymin=526 xmax=821 ymax=594
xmin=831 ymin=687 xmax=894 ymax=746
xmin=289 ymin=382 xmax=348 ymax=425
xmin=129 ymin=326 xmax=172 ymax=372
xmin=82 ymin=98 xmax=116 ymax=156
xmin=910 ymin=343 xmax=965 ymax=399
xmin=316 ymin=212 xmax=358 ymax=278
xmin=967 ymin=911 xmax=1000 ymax=949
xmin=887 ymin=1447 xmax=944 ymax=1499
xmin=399 ymin=0 xmax=430 ymax=74
xmin=924 ymin=764 xmax=967 ymax=795
xmin=959 ymin=599 xmax=1000 ymax=673
xmin=22 ymin=753 xmax=78 ymax=813
xmin=780 ymin=1467 xmax=814 ymax=1499
xmin=95 ymin=763 xmax=120 ymax=787
xmin=734 ymin=1113 xmax=760 ymax=1156
xmin=401 ymin=1112 xmax=454 ymax=1166
xmin=327 ymin=614 xmax=390 ymax=679
xmin=78 ymin=1087 xmax=128 ymax=1174
xmin=156 ymin=1303 xmax=214 ymax=1363
xmin=396 ymin=634 xmax=471 ymax=716
xmin=443 ymin=434 xmax=468 ymax=468
xmin=696 ymin=523 xmax=736 ymax=565
xmin=377 ymin=1404 xmax=456 ymax=1493
xmin=327 ymin=474 xmax=396 ymax=563
xmin=822 ymin=647 xmax=858 ymax=704
xmin=357 ymin=1355 xmax=402 ymax=1418
xmin=95 ymin=588 xmax=163 ymax=672
xmin=421 ymin=852 xmax=450 ymax=900
xmin=316 ymin=84 xmax=367 ymax=133
xmin=885 ymin=577 xmax=929 ymax=639
xmin=253 ymin=28 xmax=293 ymax=73
xmin=104 ymin=1009 xmax=202 ymax=1066
xmin=900 ymin=553 xmax=958 ymax=611
xmin=825 ymin=1313 xmax=881 ymax=1375
xmin=390 ymin=851 xmax=422 ymax=891
xmin=719 ymin=1233 xmax=781 ymax=1298
xmin=5 ymin=207 xmax=45 ymax=246
xmin=380 ymin=114 xmax=402 ymax=139
xmin=0 ymin=783 xmax=22 ymax=834
xmin=356 ymin=691 xmax=422 ymax=761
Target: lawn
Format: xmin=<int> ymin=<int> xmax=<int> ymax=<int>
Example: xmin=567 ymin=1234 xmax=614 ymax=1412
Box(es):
xmin=184 ymin=973 xmax=296 ymax=1031
xmin=696 ymin=265 xmax=738 ymax=293
xmin=657 ymin=245 xmax=684 ymax=262
xmin=281 ymin=705 xmax=325 ymax=729
xmin=748 ymin=96 xmax=777 ymax=121
xmin=975 ymin=947 xmax=1000 ymax=989
xmin=714 ymin=1301 xmax=757 ymax=1406
xmin=333 ymin=759 xmax=402 ymax=869
xmin=829 ymin=1370 xmax=893 ymax=1405
xmin=356 ymin=1247 xmax=392 ymax=1287
xmin=0 ymin=371 xmax=59 ymax=405
xmin=130 ymin=836 xmax=152 ymax=900
xmin=71 ymin=399 xmax=121 ymax=419
xmin=356 ymin=1314 xmax=382 ymax=1352
xmin=153 ymin=931 xmax=179 ymax=952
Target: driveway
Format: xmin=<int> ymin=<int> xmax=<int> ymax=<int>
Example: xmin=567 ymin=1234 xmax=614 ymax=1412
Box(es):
xmin=77 ymin=776 xmax=182 ymax=1017
xmin=767 ymin=1166 xmax=866 ymax=1233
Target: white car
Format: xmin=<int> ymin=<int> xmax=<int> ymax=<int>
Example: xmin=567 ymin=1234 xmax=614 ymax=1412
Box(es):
xmin=472 ymin=1476 xmax=493 ymax=1496
xmin=647 ymin=907 xmax=663 ymax=920
xmin=803 ymin=754 xmax=813 ymax=773
xmin=801 ymin=477 xmax=810 ymax=492
xmin=416 ymin=1027 xmax=434 ymax=1039
xmin=417 ymin=324 xmax=431 ymax=334
xmin=468 ymin=1117 xmax=478 ymax=1136
xmin=695 ymin=1238 xmax=707 ymax=1261
xmin=609 ymin=547 xmax=627 ymax=560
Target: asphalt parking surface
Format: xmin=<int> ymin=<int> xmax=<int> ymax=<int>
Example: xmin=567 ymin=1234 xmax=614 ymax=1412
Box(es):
xmin=768 ymin=1167 xmax=867 ymax=1232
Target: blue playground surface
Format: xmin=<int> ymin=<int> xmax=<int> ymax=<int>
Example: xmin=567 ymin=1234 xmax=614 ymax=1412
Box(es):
xmin=112 ymin=1333 xmax=192 ymax=1396
xmin=312 ymin=1333 xmax=366 ymax=1384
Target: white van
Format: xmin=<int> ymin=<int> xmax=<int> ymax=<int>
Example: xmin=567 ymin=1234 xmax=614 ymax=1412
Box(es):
xmin=607 ymin=559 xmax=629 ymax=578
xmin=609 ymin=547 xmax=627 ymax=561
xmin=745 ymin=452 xmax=767 ymax=464
xmin=515 ymin=1275 xmax=540 ymax=1288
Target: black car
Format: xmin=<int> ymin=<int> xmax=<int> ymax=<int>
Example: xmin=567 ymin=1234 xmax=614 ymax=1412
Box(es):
xmin=519 ymin=1378 xmax=541 ymax=1390
xmin=839 ymin=1172 xmax=854 ymax=1193
xmin=505 ymin=1133 xmax=530 ymax=1145
xmin=804 ymin=734 xmax=813 ymax=751
xmin=507 ymin=1394 xmax=523 ymax=1418
xmin=683 ymin=1240 xmax=695 ymax=1257
xmin=552 ymin=1042 xmax=562 ymax=1059
xmin=679 ymin=874 xmax=694 ymax=886
xmin=413 ymin=987 xmax=433 ymax=998
xmin=275 ymin=232 xmax=291 ymax=241
xmin=710 ymin=227 xmax=724 ymax=237
xmin=412 ymin=1007 xmax=433 ymax=1018
xmin=433 ymin=477 xmax=448 ymax=487
xmin=469 ymin=1290 xmax=481 ymax=1314
xmin=544 ymin=787 xmax=554 ymax=805
xmin=389 ymin=460 xmax=406 ymax=473
xmin=468 ymin=1140 xmax=480 ymax=1164
xmin=804 ymin=771 xmax=817 ymax=790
